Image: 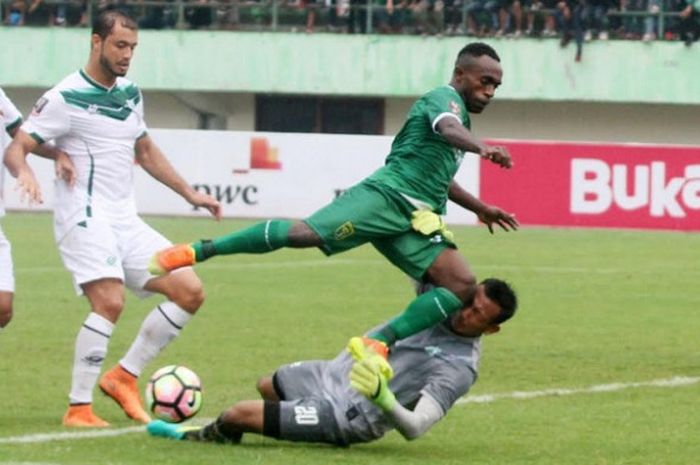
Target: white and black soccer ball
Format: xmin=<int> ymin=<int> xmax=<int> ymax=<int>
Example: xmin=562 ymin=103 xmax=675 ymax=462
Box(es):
xmin=145 ymin=365 xmax=202 ymax=423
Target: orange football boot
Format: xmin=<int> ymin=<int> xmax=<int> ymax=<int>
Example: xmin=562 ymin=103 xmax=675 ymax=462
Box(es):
xmin=148 ymin=244 xmax=196 ymax=275
xmin=99 ymin=365 xmax=151 ymax=424
xmin=62 ymin=404 xmax=109 ymax=428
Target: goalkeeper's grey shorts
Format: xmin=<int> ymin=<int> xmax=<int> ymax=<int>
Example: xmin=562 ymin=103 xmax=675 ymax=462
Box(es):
xmin=268 ymin=360 xmax=347 ymax=445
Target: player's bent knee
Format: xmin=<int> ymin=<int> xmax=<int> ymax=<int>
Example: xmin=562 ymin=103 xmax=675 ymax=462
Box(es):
xmin=256 ymin=376 xmax=279 ymax=401
xmin=0 ymin=307 xmax=13 ymax=328
xmin=92 ymin=296 xmax=126 ymax=321
xmin=172 ymin=285 xmax=205 ymax=313
xmin=165 ymin=274 xmax=205 ymax=312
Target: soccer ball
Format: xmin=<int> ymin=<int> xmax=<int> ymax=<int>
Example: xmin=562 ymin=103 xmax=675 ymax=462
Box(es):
xmin=145 ymin=365 xmax=203 ymax=423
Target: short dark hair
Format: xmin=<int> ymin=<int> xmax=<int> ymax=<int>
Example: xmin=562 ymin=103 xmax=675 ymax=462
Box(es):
xmin=92 ymin=8 xmax=137 ymax=39
xmin=481 ymin=278 xmax=517 ymax=325
xmin=456 ymin=42 xmax=500 ymax=64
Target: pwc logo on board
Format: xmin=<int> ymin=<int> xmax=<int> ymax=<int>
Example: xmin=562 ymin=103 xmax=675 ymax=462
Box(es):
xmin=233 ymin=137 xmax=282 ymax=174
xmin=570 ymin=159 xmax=700 ymax=218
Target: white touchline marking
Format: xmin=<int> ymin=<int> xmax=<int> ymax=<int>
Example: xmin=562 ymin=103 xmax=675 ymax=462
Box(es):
xmin=0 ymin=426 xmax=145 ymax=444
xmin=0 ymin=462 xmax=63 ymax=465
xmin=457 ymin=375 xmax=700 ymax=405
xmin=0 ymin=418 xmax=216 ymax=445
xmin=1 ymin=377 xmax=697 ymax=445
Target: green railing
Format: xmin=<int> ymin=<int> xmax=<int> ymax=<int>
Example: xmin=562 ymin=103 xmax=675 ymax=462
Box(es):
xmin=0 ymin=0 xmax=688 ymax=38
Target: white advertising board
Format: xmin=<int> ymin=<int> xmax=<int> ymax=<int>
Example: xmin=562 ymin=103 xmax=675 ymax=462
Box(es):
xmin=3 ymin=129 xmax=480 ymax=225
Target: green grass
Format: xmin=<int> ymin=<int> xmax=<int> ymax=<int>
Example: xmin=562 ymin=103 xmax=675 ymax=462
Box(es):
xmin=1 ymin=213 xmax=699 ymax=465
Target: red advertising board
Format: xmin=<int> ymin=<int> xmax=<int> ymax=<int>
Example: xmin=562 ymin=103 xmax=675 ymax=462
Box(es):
xmin=479 ymin=140 xmax=700 ymax=231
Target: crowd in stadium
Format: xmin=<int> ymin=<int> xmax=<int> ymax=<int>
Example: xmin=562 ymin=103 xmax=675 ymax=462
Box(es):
xmin=3 ymin=0 xmax=700 ymax=44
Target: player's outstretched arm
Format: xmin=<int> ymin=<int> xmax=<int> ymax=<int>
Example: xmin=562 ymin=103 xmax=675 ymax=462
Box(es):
xmin=350 ymin=359 xmax=444 ymax=440
xmin=448 ymin=182 xmax=518 ymax=233
xmin=3 ymin=129 xmax=43 ymax=205
xmin=436 ymin=118 xmax=513 ymax=169
xmin=135 ymin=134 xmax=222 ymax=219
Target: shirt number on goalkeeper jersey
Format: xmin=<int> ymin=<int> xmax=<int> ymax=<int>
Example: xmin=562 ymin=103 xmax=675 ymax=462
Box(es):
xmin=294 ymin=406 xmax=319 ymax=425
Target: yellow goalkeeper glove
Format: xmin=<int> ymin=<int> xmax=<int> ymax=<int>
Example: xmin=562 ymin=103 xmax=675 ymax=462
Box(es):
xmin=349 ymin=359 xmax=397 ymax=411
xmin=411 ymin=210 xmax=454 ymax=242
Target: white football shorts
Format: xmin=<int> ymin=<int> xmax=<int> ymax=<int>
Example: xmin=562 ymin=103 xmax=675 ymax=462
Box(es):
xmin=57 ymin=215 xmax=173 ymax=298
xmin=0 ymin=225 xmax=14 ymax=293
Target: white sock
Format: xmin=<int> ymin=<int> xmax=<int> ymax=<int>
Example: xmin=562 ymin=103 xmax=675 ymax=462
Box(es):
xmin=69 ymin=312 xmax=114 ymax=404
xmin=119 ymin=302 xmax=193 ymax=377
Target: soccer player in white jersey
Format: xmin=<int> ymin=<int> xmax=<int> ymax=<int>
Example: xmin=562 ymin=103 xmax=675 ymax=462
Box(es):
xmin=147 ymin=279 xmax=517 ymax=446
xmin=4 ymin=9 xmax=221 ymax=427
xmin=1 ymin=87 xmax=71 ymax=330
xmin=0 ymin=87 xmax=24 ymax=330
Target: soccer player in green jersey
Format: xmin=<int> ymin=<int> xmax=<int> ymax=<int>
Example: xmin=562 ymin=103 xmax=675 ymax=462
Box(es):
xmin=151 ymin=42 xmax=518 ymax=372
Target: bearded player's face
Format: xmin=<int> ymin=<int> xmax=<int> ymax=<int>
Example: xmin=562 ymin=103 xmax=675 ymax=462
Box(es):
xmin=96 ymin=22 xmax=138 ymax=78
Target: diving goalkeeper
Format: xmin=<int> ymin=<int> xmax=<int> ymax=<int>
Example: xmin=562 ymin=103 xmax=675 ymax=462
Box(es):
xmin=147 ymin=278 xmax=517 ymax=446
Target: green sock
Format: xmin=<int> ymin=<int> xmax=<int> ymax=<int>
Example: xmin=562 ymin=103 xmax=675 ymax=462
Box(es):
xmin=369 ymin=287 xmax=462 ymax=345
xmin=192 ymin=220 xmax=292 ymax=262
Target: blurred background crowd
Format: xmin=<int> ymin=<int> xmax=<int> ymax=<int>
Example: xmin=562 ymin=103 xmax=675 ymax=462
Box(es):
xmin=3 ymin=0 xmax=699 ymax=45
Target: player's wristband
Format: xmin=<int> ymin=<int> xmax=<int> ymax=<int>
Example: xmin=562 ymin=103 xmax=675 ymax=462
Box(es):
xmin=372 ymin=375 xmax=397 ymax=411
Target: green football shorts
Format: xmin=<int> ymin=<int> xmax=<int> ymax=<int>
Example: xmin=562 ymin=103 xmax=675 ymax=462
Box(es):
xmin=304 ymin=180 xmax=454 ymax=280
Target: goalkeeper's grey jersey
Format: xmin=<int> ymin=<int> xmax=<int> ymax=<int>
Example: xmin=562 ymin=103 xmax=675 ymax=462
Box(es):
xmin=276 ymin=320 xmax=480 ymax=444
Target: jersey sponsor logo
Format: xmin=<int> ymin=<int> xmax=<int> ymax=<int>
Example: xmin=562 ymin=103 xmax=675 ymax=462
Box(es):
xmin=87 ymin=104 xmax=99 ymax=114
xmin=334 ymin=221 xmax=355 ymax=240
xmin=449 ymin=100 xmax=461 ymax=116
xmin=32 ymin=97 xmax=48 ymax=116
xmin=425 ymin=345 xmax=443 ymax=357
xmin=429 ymin=235 xmax=444 ymax=244
xmin=570 ymin=159 xmax=700 ymax=218
xmin=233 ymin=137 xmax=283 ymax=174
xmin=294 ymin=406 xmax=319 ymax=425
xmin=192 ymin=184 xmax=258 ymax=206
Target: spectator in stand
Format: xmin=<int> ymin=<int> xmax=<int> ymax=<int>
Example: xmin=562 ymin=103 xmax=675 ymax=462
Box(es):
xmin=4 ymin=0 xmax=25 ymax=25
xmin=583 ymin=0 xmax=610 ymax=39
xmin=619 ymin=0 xmax=647 ymax=39
xmin=24 ymin=0 xmax=52 ymax=25
xmin=503 ymin=0 xmax=524 ymax=36
xmin=375 ymin=0 xmax=406 ymax=33
xmin=524 ymin=0 xmax=558 ymax=36
xmin=443 ymin=0 xmax=463 ymax=34
xmin=556 ymin=0 xmax=584 ymax=59
xmin=412 ymin=0 xmax=445 ymax=35
xmin=139 ymin=0 xmax=176 ymax=29
xmin=186 ymin=0 xmax=213 ymax=28
xmin=465 ymin=0 xmax=501 ymax=35
xmin=213 ymin=0 xmax=241 ymax=30
xmin=679 ymin=0 xmax=700 ymax=44
xmin=642 ymin=0 xmax=660 ymax=41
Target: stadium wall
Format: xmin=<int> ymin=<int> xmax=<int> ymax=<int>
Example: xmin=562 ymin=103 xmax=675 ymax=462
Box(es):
xmin=2 ymin=28 xmax=699 ymax=104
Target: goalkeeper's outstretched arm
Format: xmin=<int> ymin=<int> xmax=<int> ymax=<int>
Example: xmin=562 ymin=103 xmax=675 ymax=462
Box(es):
xmin=350 ymin=359 xmax=445 ymax=440
xmin=382 ymin=391 xmax=445 ymax=440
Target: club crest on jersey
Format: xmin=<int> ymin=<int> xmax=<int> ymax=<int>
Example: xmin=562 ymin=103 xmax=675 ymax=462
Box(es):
xmin=334 ymin=221 xmax=355 ymax=240
xmin=32 ymin=97 xmax=48 ymax=115
xmin=449 ymin=101 xmax=461 ymax=116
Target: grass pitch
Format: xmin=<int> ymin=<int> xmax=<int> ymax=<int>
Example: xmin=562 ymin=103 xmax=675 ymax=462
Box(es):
xmin=1 ymin=213 xmax=698 ymax=465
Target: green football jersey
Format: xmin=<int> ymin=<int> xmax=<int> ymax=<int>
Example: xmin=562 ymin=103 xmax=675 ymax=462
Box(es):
xmin=369 ymin=85 xmax=470 ymax=214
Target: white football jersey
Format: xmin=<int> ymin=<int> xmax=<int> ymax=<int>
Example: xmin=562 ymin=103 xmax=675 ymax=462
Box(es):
xmin=21 ymin=70 xmax=148 ymax=238
xmin=0 ymin=86 xmax=23 ymax=217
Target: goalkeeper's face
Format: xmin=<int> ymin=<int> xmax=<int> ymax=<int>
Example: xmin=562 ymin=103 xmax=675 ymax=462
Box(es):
xmin=94 ymin=22 xmax=138 ymax=78
xmin=450 ymin=284 xmax=502 ymax=337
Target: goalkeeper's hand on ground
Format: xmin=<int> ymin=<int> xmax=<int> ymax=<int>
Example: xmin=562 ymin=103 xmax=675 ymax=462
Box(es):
xmin=349 ymin=359 xmax=397 ymax=412
xmin=410 ymin=210 xmax=454 ymax=242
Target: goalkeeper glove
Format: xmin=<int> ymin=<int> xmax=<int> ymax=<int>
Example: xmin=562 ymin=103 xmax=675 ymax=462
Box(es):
xmin=411 ymin=210 xmax=454 ymax=242
xmin=349 ymin=359 xmax=397 ymax=411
